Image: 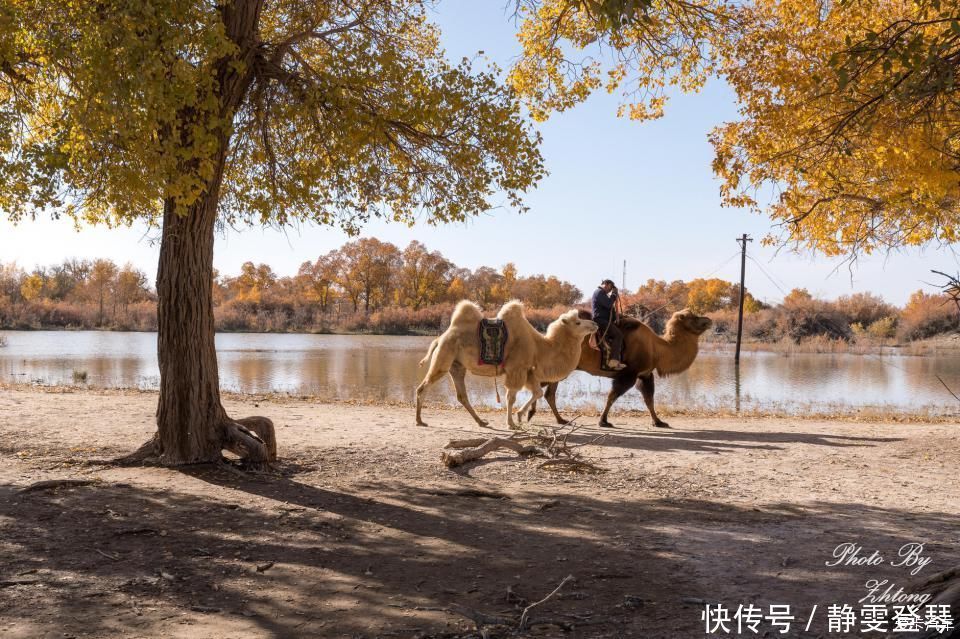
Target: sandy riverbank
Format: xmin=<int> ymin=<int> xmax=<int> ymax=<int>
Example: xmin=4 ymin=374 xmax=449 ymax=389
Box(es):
xmin=1 ymin=387 xmax=958 ymax=638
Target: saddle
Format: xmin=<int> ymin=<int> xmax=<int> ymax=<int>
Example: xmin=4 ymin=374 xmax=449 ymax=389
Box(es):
xmin=477 ymin=318 xmax=508 ymax=366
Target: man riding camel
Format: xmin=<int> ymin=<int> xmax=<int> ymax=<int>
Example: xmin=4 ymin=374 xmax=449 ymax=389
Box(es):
xmin=592 ymin=279 xmax=627 ymax=370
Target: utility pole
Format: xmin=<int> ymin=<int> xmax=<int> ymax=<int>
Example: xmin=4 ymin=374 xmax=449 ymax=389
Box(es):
xmin=622 ymin=260 xmax=626 ymax=291
xmin=735 ymin=234 xmax=752 ymax=363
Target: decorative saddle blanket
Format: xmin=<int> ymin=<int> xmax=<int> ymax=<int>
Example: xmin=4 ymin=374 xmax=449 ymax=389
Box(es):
xmin=478 ymin=318 xmax=508 ymax=366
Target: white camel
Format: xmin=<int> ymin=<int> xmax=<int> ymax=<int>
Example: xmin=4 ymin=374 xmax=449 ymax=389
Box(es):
xmin=415 ymin=300 xmax=597 ymax=429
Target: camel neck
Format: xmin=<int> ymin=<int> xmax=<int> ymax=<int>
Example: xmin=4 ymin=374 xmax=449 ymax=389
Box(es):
xmin=655 ymin=329 xmax=700 ymax=376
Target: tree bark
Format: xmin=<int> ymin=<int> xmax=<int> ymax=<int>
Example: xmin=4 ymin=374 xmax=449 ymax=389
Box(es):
xmin=145 ymin=0 xmax=275 ymax=466
xmin=155 ymin=190 xmax=228 ymax=464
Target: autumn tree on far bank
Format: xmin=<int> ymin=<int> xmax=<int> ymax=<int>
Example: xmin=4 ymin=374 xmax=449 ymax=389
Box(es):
xmin=0 ymin=0 xmax=543 ymax=465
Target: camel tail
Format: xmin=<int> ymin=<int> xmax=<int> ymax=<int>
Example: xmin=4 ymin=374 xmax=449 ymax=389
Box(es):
xmin=418 ymin=338 xmax=439 ymax=367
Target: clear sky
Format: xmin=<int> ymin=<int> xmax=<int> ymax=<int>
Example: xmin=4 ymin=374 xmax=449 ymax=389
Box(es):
xmin=0 ymin=1 xmax=950 ymax=306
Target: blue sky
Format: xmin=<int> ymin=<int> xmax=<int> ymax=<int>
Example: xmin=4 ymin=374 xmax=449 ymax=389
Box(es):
xmin=0 ymin=1 xmax=950 ymax=306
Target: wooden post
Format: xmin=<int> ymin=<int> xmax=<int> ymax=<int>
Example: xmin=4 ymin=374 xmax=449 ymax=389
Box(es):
xmin=735 ymin=234 xmax=752 ymax=363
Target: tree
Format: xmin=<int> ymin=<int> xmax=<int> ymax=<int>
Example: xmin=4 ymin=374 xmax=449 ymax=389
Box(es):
xmin=230 ymin=262 xmax=277 ymax=304
xmin=466 ymin=266 xmax=504 ymax=306
xmin=490 ymin=263 xmax=519 ymax=303
xmin=296 ymin=251 xmax=341 ymax=315
xmin=782 ymin=288 xmax=814 ymax=308
xmin=398 ymin=241 xmax=453 ymax=310
xmin=89 ymin=259 xmax=119 ymax=326
xmin=512 ymin=1 xmax=960 ymax=258
xmin=510 ymin=0 xmax=723 ymax=122
xmin=0 ymin=0 xmax=542 ymax=464
xmin=115 ymin=264 xmax=150 ymax=315
xmin=339 ymin=238 xmax=401 ymax=314
xmin=686 ymin=278 xmax=736 ymax=314
xmin=19 ymin=272 xmax=43 ymax=302
xmin=711 ymin=0 xmax=960 ymax=257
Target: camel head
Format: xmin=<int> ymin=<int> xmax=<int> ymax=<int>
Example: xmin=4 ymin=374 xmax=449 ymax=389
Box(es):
xmin=549 ymin=309 xmax=598 ymax=339
xmin=667 ymin=308 xmax=712 ymax=337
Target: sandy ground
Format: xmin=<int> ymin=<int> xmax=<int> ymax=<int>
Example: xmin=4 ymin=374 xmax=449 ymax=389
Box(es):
xmin=1 ymin=387 xmax=958 ymax=638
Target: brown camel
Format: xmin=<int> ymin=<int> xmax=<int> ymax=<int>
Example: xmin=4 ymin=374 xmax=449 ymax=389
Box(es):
xmin=526 ymin=308 xmax=712 ymax=428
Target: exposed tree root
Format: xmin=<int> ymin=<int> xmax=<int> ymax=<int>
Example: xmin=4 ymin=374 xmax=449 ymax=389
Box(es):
xmin=223 ymin=416 xmax=277 ymax=468
xmin=107 ymin=415 xmax=277 ymax=469
xmin=110 ymin=434 xmax=161 ymax=466
xmin=884 ymin=565 xmax=960 ymax=638
xmin=441 ymin=425 xmax=605 ymax=473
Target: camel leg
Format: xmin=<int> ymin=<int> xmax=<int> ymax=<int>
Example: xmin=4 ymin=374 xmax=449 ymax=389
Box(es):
xmin=449 ymin=361 xmax=489 ymax=428
xmin=517 ymin=377 xmax=544 ymax=424
xmin=544 ymin=382 xmax=569 ymax=425
xmin=527 ymin=382 xmax=568 ymax=425
xmin=504 ymin=370 xmax=526 ymax=430
xmin=415 ymin=341 xmax=455 ymax=427
xmin=505 ymin=387 xmax=520 ymax=429
xmin=599 ymin=372 xmax=638 ymax=428
xmin=524 ymin=382 xmax=544 ymax=423
xmin=637 ymin=373 xmax=669 ymax=428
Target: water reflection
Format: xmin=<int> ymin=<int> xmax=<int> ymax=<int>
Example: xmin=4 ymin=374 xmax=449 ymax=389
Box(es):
xmin=1 ymin=330 xmax=958 ymax=415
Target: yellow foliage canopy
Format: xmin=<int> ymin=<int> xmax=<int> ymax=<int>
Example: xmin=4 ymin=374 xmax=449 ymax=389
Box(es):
xmin=512 ymin=0 xmax=960 ymax=258
xmin=0 ymin=0 xmax=543 ymax=230
xmin=713 ymin=0 xmax=960 ymax=256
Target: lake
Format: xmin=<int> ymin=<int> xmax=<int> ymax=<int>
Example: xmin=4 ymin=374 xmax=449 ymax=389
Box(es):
xmin=1 ymin=330 xmax=959 ymax=416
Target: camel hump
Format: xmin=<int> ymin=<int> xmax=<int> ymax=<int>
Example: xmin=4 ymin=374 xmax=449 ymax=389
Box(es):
xmin=618 ymin=315 xmax=645 ymax=332
xmin=451 ymin=300 xmax=483 ymax=325
xmin=496 ymin=300 xmax=526 ymax=323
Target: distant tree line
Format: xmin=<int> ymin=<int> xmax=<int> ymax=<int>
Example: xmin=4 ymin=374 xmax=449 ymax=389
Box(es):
xmin=0 ymin=239 xmax=582 ymax=333
xmin=623 ymin=278 xmax=959 ymax=345
xmin=1 ymin=248 xmax=956 ymax=343
xmin=0 ymin=259 xmax=154 ymax=330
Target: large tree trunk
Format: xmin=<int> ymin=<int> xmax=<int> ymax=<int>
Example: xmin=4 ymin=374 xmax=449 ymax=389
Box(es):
xmin=155 ymin=192 xmax=227 ymax=463
xmin=128 ymin=0 xmax=276 ymax=467
xmin=152 ymin=157 xmax=276 ymax=466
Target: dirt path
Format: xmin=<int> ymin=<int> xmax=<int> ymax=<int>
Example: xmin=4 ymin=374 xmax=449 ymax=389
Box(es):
xmin=1 ymin=387 xmax=958 ymax=638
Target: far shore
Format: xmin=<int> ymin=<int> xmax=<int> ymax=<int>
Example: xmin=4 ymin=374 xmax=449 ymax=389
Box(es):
xmin=1 ymin=381 xmax=955 ymax=423
xmin=2 ymin=325 xmax=959 ymax=356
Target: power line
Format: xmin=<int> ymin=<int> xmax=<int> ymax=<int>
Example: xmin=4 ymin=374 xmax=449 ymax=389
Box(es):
xmin=703 ymin=251 xmax=742 ymax=280
xmin=746 ymin=254 xmax=790 ymax=299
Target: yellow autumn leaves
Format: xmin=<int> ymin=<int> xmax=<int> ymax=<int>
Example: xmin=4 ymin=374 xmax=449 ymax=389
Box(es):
xmin=0 ymin=0 xmax=543 ymax=233
xmin=512 ymin=0 xmax=960 ymax=257
xmin=3 ymin=0 xmax=960 ymax=259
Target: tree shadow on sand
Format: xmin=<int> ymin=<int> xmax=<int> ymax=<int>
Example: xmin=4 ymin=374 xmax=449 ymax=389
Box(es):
xmin=1 ymin=463 xmax=956 ymax=638
xmin=558 ymin=425 xmax=904 ymax=455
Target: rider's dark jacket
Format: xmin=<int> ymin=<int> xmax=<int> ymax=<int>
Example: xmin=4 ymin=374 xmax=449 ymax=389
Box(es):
xmin=592 ymin=288 xmax=617 ymax=326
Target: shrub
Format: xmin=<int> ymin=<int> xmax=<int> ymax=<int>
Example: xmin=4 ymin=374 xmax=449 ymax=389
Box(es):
xmin=898 ymin=291 xmax=960 ymax=340
xmin=835 ymin=293 xmax=897 ymax=327
xmin=866 ymin=316 xmax=898 ymax=340
xmin=777 ymin=290 xmax=851 ymax=343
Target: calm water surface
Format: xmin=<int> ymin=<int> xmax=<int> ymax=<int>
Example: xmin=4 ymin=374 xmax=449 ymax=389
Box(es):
xmin=1 ymin=330 xmax=959 ymax=415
